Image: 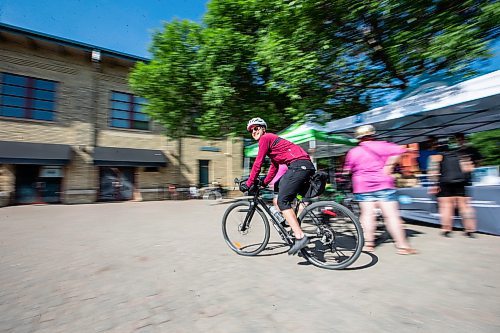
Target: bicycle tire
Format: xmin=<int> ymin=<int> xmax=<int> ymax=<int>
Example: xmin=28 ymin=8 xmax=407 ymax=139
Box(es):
xmin=298 ymin=201 xmax=363 ymax=270
xmin=222 ymin=201 xmax=270 ymax=256
xmin=347 ymin=200 xmax=360 ymax=218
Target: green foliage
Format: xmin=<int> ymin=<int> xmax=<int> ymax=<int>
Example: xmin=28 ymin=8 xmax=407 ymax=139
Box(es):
xmin=130 ymin=0 xmax=498 ymax=138
xmin=470 ymin=130 xmax=500 ymax=166
xmin=129 ymin=20 xmax=205 ymax=138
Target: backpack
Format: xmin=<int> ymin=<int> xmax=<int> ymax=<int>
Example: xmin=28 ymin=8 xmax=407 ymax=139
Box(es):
xmin=440 ymin=152 xmax=466 ymax=184
xmin=304 ymin=171 xmax=328 ymax=198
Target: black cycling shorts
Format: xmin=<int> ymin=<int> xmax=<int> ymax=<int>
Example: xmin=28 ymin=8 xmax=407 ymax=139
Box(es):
xmin=277 ymin=159 xmax=315 ymax=210
xmin=437 ymin=182 xmax=467 ymax=197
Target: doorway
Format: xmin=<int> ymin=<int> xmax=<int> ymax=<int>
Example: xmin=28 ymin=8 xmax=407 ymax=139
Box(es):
xmin=98 ymin=167 xmax=135 ymax=201
xmin=15 ymin=165 xmax=62 ymax=204
xmin=199 ymin=160 xmax=209 ymax=187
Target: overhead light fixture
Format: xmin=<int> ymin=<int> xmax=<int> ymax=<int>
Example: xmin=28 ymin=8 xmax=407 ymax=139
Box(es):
xmin=91 ymin=49 xmax=101 ymax=62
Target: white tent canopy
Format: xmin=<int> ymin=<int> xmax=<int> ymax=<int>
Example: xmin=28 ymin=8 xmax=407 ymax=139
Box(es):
xmin=325 ymin=70 xmax=500 ymax=144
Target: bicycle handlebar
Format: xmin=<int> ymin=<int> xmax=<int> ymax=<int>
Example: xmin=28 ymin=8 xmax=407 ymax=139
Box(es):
xmin=234 ymin=177 xmax=264 ymax=195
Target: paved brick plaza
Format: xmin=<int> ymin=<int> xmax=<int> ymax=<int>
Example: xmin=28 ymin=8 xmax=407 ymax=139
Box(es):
xmin=0 ymin=200 xmax=499 ymax=333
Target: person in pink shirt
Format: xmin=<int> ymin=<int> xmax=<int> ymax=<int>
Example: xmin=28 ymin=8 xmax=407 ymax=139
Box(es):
xmin=241 ymin=117 xmax=315 ymax=255
xmin=269 ymin=164 xmax=288 ymax=209
xmin=343 ymin=125 xmax=417 ymax=255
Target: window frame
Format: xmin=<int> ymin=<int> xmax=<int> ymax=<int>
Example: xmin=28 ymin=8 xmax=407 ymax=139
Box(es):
xmin=109 ymin=91 xmax=150 ymax=131
xmin=0 ymin=72 xmax=58 ymax=121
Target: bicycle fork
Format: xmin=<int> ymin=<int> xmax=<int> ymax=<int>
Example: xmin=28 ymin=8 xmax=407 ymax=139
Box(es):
xmin=240 ymin=202 xmax=257 ymax=233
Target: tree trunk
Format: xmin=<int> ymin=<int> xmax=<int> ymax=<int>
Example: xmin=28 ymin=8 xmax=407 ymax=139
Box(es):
xmin=177 ymin=137 xmax=183 ymax=185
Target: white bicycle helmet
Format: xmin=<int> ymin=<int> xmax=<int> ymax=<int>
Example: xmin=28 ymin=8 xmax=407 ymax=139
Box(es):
xmin=247 ymin=117 xmax=267 ymax=131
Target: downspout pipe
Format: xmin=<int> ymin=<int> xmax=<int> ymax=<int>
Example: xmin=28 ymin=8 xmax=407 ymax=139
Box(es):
xmin=91 ymin=49 xmax=101 ymax=147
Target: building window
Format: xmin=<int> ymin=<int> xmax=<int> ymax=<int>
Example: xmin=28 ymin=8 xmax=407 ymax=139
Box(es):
xmin=110 ymin=91 xmax=149 ymax=130
xmin=0 ymin=73 xmax=57 ymax=121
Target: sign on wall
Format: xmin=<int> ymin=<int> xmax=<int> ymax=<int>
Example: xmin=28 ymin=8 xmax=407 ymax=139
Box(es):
xmin=39 ymin=166 xmax=63 ymax=178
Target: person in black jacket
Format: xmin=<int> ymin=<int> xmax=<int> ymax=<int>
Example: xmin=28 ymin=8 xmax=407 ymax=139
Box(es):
xmin=428 ymin=137 xmax=476 ymax=238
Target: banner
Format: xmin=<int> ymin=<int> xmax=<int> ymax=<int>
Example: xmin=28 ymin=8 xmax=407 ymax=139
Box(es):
xmin=397 ymin=186 xmax=500 ymax=235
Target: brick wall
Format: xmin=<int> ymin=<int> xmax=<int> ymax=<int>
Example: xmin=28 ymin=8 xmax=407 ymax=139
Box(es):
xmin=177 ymin=136 xmax=244 ymax=187
xmin=0 ymin=35 xmax=244 ymax=206
xmin=0 ymin=165 xmax=15 ymax=206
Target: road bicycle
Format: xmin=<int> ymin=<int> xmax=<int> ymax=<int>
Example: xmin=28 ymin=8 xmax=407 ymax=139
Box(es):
xmin=221 ymin=178 xmax=364 ymax=270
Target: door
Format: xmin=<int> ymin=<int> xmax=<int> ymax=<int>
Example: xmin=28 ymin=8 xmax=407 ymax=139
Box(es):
xmin=14 ymin=165 xmax=63 ymax=204
xmin=199 ymin=160 xmax=209 ymax=187
xmin=38 ymin=178 xmax=62 ymax=203
xmin=15 ymin=165 xmax=40 ymax=204
xmin=99 ymin=167 xmax=134 ymax=201
xmin=39 ymin=166 xmax=63 ymax=203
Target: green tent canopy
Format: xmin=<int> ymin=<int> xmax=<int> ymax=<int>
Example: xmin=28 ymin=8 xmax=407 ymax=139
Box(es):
xmin=244 ymin=121 xmax=357 ymax=158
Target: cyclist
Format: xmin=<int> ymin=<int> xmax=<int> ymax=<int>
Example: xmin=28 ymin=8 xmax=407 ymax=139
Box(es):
xmin=241 ymin=117 xmax=315 ymax=255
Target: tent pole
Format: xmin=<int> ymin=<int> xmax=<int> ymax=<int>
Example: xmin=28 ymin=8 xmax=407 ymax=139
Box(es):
xmin=309 ymin=139 xmax=317 ymax=169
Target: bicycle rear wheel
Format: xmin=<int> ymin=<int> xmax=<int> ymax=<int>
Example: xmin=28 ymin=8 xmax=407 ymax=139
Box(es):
xmin=222 ymin=201 xmax=270 ymax=256
xmin=298 ymin=201 xmax=363 ymax=269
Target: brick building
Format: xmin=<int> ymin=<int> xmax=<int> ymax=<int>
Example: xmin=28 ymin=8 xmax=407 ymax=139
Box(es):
xmin=0 ymin=23 xmax=243 ymax=206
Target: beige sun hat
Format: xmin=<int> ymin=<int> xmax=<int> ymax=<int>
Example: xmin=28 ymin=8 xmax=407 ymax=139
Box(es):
xmin=355 ymin=124 xmax=376 ymax=139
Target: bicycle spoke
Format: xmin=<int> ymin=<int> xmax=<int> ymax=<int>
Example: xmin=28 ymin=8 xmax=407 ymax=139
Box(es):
xmin=298 ymin=201 xmax=363 ymax=269
xmin=222 ymin=201 xmax=270 ymax=256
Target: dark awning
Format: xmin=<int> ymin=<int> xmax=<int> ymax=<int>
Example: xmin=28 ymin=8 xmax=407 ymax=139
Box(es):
xmin=0 ymin=141 xmax=73 ymax=165
xmin=93 ymin=147 xmax=168 ymax=167
xmin=327 ymin=71 xmax=500 ymax=144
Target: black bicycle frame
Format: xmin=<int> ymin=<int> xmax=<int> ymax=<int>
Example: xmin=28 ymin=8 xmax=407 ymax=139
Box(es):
xmin=240 ymin=189 xmax=299 ymax=246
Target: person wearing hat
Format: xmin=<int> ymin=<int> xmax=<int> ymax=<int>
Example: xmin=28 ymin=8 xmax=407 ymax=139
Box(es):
xmin=241 ymin=117 xmax=315 ymax=255
xmin=343 ymin=125 xmax=417 ymax=255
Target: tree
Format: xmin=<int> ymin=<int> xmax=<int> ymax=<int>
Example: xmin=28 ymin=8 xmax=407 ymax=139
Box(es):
xmin=470 ymin=130 xmax=500 ymax=166
xmin=130 ymin=0 xmax=499 ymax=138
xmin=129 ymin=20 xmax=205 ymax=181
xmin=129 ymin=20 xmax=205 ymax=138
xmin=255 ymin=0 xmax=499 ymax=116
xmin=196 ymin=0 xmax=298 ymax=137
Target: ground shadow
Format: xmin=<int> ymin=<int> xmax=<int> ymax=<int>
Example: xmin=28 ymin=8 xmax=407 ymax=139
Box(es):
xmin=296 ymin=251 xmax=378 ymax=270
xmin=403 ymin=219 xmax=494 ymax=236
xmin=254 ymin=242 xmax=289 ymax=257
xmin=374 ymin=227 xmax=425 ymax=247
xmin=343 ymin=252 xmax=379 ymax=270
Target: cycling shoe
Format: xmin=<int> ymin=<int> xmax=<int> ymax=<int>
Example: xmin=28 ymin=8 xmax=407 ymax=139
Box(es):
xmin=288 ymin=236 xmax=309 ymax=256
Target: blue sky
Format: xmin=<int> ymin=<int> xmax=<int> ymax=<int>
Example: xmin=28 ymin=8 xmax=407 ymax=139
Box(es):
xmin=0 ymin=0 xmax=498 ymax=73
xmin=0 ymin=0 xmax=208 ymax=58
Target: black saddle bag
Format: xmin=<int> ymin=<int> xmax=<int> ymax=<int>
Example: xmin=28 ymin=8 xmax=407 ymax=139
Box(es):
xmin=304 ymin=171 xmax=328 ymax=198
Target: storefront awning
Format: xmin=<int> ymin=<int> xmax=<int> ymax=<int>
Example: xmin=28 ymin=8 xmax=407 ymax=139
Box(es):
xmin=93 ymin=147 xmax=168 ymax=167
xmin=0 ymin=141 xmax=73 ymax=165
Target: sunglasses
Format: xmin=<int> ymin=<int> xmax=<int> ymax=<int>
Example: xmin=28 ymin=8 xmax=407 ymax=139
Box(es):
xmin=249 ymin=126 xmax=262 ymax=133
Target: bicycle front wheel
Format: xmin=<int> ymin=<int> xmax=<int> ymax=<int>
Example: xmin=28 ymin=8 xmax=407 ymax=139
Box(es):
xmin=222 ymin=201 xmax=270 ymax=256
xmin=298 ymin=201 xmax=363 ymax=270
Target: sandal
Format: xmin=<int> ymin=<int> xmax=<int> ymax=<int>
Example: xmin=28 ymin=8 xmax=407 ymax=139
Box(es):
xmin=363 ymin=241 xmax=375 ymax=253
xmin=396 ymin=247 xmax=418 ymax=255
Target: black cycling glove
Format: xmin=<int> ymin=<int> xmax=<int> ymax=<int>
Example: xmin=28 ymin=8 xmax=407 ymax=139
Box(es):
xmin=239 ymin=181 xmax=258 ymax=194
xmin=247 ymin=184 xmax=258 ymax=195
xmin=239 ymin=181 xmax=249 ymax=193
